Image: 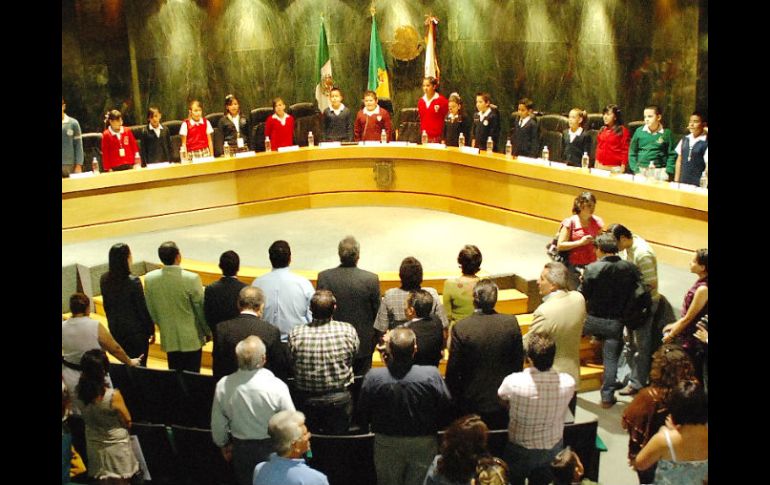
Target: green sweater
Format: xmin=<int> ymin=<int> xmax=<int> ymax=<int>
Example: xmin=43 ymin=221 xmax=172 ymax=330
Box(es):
xmin=628 ymin=126 xmax=677 ymax=174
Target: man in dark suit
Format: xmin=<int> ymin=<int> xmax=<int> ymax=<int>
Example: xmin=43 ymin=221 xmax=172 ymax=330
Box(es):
xmin=204 ymin=250 xmax=248 ymax=340
xmin=316 ymin=236 xmax=381 ymax=376
xmin=445 ymin=279 xmax=524 ymax=429
xmin=213 ymin=286 xmax=288 ymax=381
xmin=401 ymin=289 xmax=444 ymax=367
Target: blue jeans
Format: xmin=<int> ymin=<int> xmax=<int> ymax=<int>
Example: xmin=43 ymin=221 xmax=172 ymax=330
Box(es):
xmin=584 ymin=315 xmax=624 ymax=403
xmin=503 ymin=440 xmax=563 ymax=485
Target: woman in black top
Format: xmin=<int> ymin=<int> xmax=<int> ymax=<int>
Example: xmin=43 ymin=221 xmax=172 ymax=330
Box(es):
xmin=442 ymin=92 xmax=471 ymax=147
xmin=219 ymin=94 xmax=250 ymax=151
xmin=99 ymin=243 xmax=155 ymax=367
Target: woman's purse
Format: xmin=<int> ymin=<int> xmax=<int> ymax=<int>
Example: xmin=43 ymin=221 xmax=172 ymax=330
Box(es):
xmin=546 ymin=217 xmax=574 ymax=264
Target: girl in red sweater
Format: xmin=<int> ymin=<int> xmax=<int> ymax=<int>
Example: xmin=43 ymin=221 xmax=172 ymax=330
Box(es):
xmin=180 ymin=99 xmax=214 ymax=159
xmin=354 ymin=90 xmax=392 ymax=142
xmin=100 ymin=110 xmax=140 ymax=172
xmin=594 ymin=104 xmax=630 ymax=172
xmin=417 ymin=76 xmax=448 ymax=143
xmin=264 ymin=97 xmax=295 ymax=151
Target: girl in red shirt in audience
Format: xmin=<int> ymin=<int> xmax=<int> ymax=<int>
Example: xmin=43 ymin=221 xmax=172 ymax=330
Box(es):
xmin=264 ymin=97 xmax=295 ymax=150
xmin=594 ymin=104 xmax=630 ymax=172
xmin=180 ymin=99 xmax=214 ymax=158
xmin=101 ymin=110 xmax=140 ymax=172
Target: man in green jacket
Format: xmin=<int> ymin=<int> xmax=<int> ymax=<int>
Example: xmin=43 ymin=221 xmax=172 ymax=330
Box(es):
xmin=144 ymin=241 xmax=211 ymax=372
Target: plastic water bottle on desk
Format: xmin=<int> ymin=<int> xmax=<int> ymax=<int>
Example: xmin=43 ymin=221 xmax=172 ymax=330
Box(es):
xmin=486 ymin=137 xmax=494 ymax=154
xmin=236 ymin=134 xmax=244 ymax=149
xmin=505 ymin=139 xmax=512 ymax=157
xmin=699 ymin=168 xmax=708 ymax=189
xmin=307 ymin=131 xmax=315 ymax=147
xmin=421 ymin=130 xmax=428 ymax=145
xmin=179 ymin=146 xmax=187 ymax=163
xmin=646 ymin=161 xmax=655 ymax=182
xmin=264 ymin=136 xmax=271 ymax=152
xmin=541 ymin=146 xmax=549 ymax=161
xmin=223 ymin=142 xmax=230 ymax=158
xmin=458 ymin=132 xmax=465 ymax=148
xmin=380 ymin=129 xmax=388 ymax=144
xmin=91 ymin=157 xmax=100 ymax=174
xmin=581 ymin=152 xmax=590 ymax=172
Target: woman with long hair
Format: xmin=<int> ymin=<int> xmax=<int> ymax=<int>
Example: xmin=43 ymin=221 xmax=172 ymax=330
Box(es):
xmin=424 ymin=414 xmax=490 ymax=485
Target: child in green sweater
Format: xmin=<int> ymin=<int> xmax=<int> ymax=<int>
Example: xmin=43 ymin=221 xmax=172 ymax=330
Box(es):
xmin=628 ymin=105 xmax=677 ymax=178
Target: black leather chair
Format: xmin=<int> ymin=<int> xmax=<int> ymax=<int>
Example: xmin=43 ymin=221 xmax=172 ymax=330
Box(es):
xmin=206 ymin=112 xmax=225 ymax=157
xmin=80 ymin=132 xmax=103 ymax=171
xmin=397 ymin=107 xmax=420 ymax=143
xmin=289 ymin=102 xmax=321 ymax=147
xmin=130 ymin=366 xmax=185 ymax=425
xmin=586 ymin=113 xmax=604 ymax=131
xmin=249 ymin=107 xmax=274 ymax=151
xmin=206 ymin=112 xmax=224 ymax=130
xmin=131 ymin=422 xmax=179 ymax=485
xmin=179 ymin=371 xmax=217 ymax=428
xmin=162 ymin=120 xmax=183 ymax=137
xmin=108 ymin=363 xmax=141 ymax=419
xmin=564 ymin=418 xmax=601 ymax=481
xmin=538 ymin=114 xmax=569 ymax=162
xmin=626 ymin=120 xmax=645 ymax=137
xmin=308 ymin=432 xmax=377 ymax=485
xmin=171 ymin=425 xmax=237 ymax=485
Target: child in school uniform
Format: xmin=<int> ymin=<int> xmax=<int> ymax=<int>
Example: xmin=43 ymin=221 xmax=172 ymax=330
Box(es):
xmin=264 ymin=97 xmax=295 ymax=150
xmin=628 ymin=104 xmax=677 ymax=178
xmin=471 ymin=92 xmax=501 ymax=152
xmin=442 ymin=92 xmax=471 ymax=147
xmin=354 ymin=90 xmax=392 ymax=142
xmin=180 ymin=99 xmax=214 ymax=158
xmin=417 ymin=76 xmax=448 ymax=143
xmin=139 ymin=107 xmax=172 ymax=165
xmin=101 ymin=109 xmax=140 ymax=172
xmin=594 ymin=104 xmax=630 ymax=171
xmin=510 ymin=97 xmax=539 ymax=157
xmin=219 ymin=94 xmax=249 ymax=152
xmin=322 ymin=87 xmax=354 ymax=142
xmin=561 ymin=108 xmax=592 ymax=167
xmin=62 ymin=98 xmax=84 ymax=176
xmin=674 ymin=112 xmax=708 ymax=186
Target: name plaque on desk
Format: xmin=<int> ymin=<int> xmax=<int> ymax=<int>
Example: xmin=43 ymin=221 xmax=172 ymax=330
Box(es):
xmin=318 ymin=142 xmax=342 ymax=148
xmin=388 ymin=141 xmax=409 ymax=147
xmin=459 ymin=146 xmax=479 ymax=155
xmin=192 ymin=156 xmax=216 ymax=163
xmin=234 ymin=151 xmax=256 ymax=158
xmin=424 ymin=143 xmax=446 ymax=149
xmin=68 ymin=171 xmax=96 ymax=179
xmin=277 ymin=145 xmax=300 ymax=152
xmin=146 ymin=162 xmax=172 ymax=169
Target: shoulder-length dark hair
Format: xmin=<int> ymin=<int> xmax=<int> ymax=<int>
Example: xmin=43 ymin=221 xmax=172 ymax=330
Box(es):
xmin=437 ymin=415 xmax=490 ymax=482
xmin=105 ymin=243 xmax=131 ymax=281
xmin=602 ymin=104 xmax=624 ymax=135
xmin=76 ymin=349 xmax=110 ymax=405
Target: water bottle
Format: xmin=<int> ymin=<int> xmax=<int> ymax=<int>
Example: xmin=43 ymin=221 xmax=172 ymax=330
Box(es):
xmin=699 ymin=169 xmax=708 ymax=189
xmin=421 ymin=130 xmax=428 ymax=145
xmin=308 ymin=131 xmax=315 ymax=147
xmin=179 ymin=146 xmax=187 ymax=163
xmin=236 ymin=134 xmax=244 ymax=149
xmin=581 ymin=152 xmax=590 ymax=171
xmin=223 ymin=142 xmax=230 ymax=158
xmin=647 ymin=161 xmax=656 ymax=182
xmin=486 ymin=137 xmax=494 ymax=153
xmin=380 ymin=129 xmax=387 ymax=144
xmin=541 ymin=146 xmax=549 ymax=161
xmin=91 ymin=157 xmax=100 ymax=174
xmin=505 ymin=139 xmax=513 ymax=157
xmin=458 ymin=132 xmax=465 ymax=148
xmin=264 ymin=136 xmax=272 ymax=152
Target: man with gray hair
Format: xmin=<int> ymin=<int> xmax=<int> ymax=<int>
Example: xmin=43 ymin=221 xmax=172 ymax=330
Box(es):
xmin=211 ymin=336 xmax=295 ymax=485
xmin=213 ymin=286 xmax=288 ymax=381
xmin=524 ymin=262 xmax=586 ymax=416
xmin=252 ymin=410 xmax=329 ymax=485
xmin=317 ymin=235 xmax=381 ymax=375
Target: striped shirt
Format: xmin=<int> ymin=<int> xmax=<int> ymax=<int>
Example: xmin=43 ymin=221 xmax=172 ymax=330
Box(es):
xmin=497 ymin=368 xmax=575 ymax=449
xmin=373 ymin=287 xmax=449 ymax=332
xmin=625 ymin=235 xmax=659 ymax=300
xmin=288 ymin=319 xmax=359 ymax=393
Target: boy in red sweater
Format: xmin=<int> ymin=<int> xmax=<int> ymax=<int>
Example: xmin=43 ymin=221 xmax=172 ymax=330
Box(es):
xmin=180 ymin=99 xmax=214 ymax=159
xmin=100 ymin=110 xmax=140 ymax=172
xmin=264 ymin=97 xmax=295 ymax=150
xmin=417 ymin=76 xmax=448 ymax=143
xmin=354 ymin=91 xmax=392 ymax=142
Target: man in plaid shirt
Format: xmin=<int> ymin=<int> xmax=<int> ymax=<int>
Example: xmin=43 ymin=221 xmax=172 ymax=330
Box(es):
xmin=498 ymin=333 xmax=575 ymax=485
xmin=288 ymin=289 xmax=359 ymax=434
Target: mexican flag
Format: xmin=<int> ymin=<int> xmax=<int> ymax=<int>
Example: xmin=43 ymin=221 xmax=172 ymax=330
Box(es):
xmin=368 ymin=16 xmax=390 ymax=99
xmin=314 ymin=20 xmax=333 ymax=112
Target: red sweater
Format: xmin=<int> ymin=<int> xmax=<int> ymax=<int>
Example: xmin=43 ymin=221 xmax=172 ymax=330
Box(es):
xmin=101 ymin=127 xmax=139 ymax=171
xmin=354 ymin=108 xmax=393 ymax=142
xmin=418 ymin=93 xmax=448 ymax=140
xmin=595 ymin=126 xmax=630 ymax=166
xmin=264 ymin=114 xmax=295 ymax=150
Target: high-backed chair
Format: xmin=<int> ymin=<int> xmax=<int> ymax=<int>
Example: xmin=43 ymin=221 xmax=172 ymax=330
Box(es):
xmin=626 ymin=120 xmax=645 ymax=137
xmin=131 ymin=422 xmax=179 ymax=485
xmin=308 ymin=432 xmax=377 ymax=485
xmin=397 ymin=107 xmax=421 ymax=143
xmin=586 ymin=113 xmax=604 ymax=131
xmin=538 ymin=114 xmax=569 ymax=162
xmin=206 ymin=112 xmax=225 ymax=157
xmin=130 ymin=367 xmax=185 ymax=425
xmin=249 ymin=107 xmax=274 ymax=151
xmin=163 ymin=120 xmax=184 ymax=162
xmin=289 ymin=102 xmax=321 ymax=147
xmin=108 ymin=363 xmax=141 ymax=419
xmin=162 ymin=120 xmax=183 ymax=137
xmin=179 ymin=371 xmax=216 ymax=429
xmin=171 ymin=425 xmax=237 ymax=485
xmin=564 ymin=418 xmax=601 ymax=481
xmin=206 ymin=112 xmax=224 ymax=130
xmin=80 ymin=132 xmax=103 ymax=171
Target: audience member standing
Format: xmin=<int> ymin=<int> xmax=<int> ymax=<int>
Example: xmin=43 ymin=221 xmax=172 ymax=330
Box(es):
xmin=442 ymin=244 xmax=483 ymax=327
xmin=359 ymin=328 xmax=452 ymax=485
xmin=579 ymin=234 xmax=642 ymax=408
xmin=62 ymin=98 xmax=83 ymax=176
xmin=213 ymin=287 xmax=288 ymax=381
xmin=556 ymin=192 xmax=604 ymax=286
xmin=400 ymin=290 xmax=444 ymax=367
xmin=211 ymin=336 xmax=295 ymax=485
xmin=524 ymin=262 xmax=586 ymax=416
xmin=316 ymin=236 xmax=381 ymax=375
xmin=251 ymin=240 xmax=314 ymax=340
xmin=497 ymin=334 xmax=575 ymax=485
xmin=445 ymin=279 xmax=524 ymax=429
xmin=100 ymin=243 xmax=155 ymax=367
xmin=204 ymin=250 xmax=248 ymax=341
xmin=423 ymin=414 xmax=490 ymax=485
xmin=288 ymin=290 xmax=359 ymax=434
xmin=417 ymin=76 xmax=449 ymax=143
xmin=144 ymin=241 xmax=210 ymax=372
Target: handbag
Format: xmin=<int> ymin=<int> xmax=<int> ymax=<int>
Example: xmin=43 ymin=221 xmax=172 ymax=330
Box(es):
xmin=546 ymin=217 xmax=573 ymax=264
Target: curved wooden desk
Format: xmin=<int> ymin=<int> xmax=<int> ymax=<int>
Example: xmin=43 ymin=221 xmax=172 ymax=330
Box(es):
xmin=62 ymin=146 xmax=707 ymax=266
